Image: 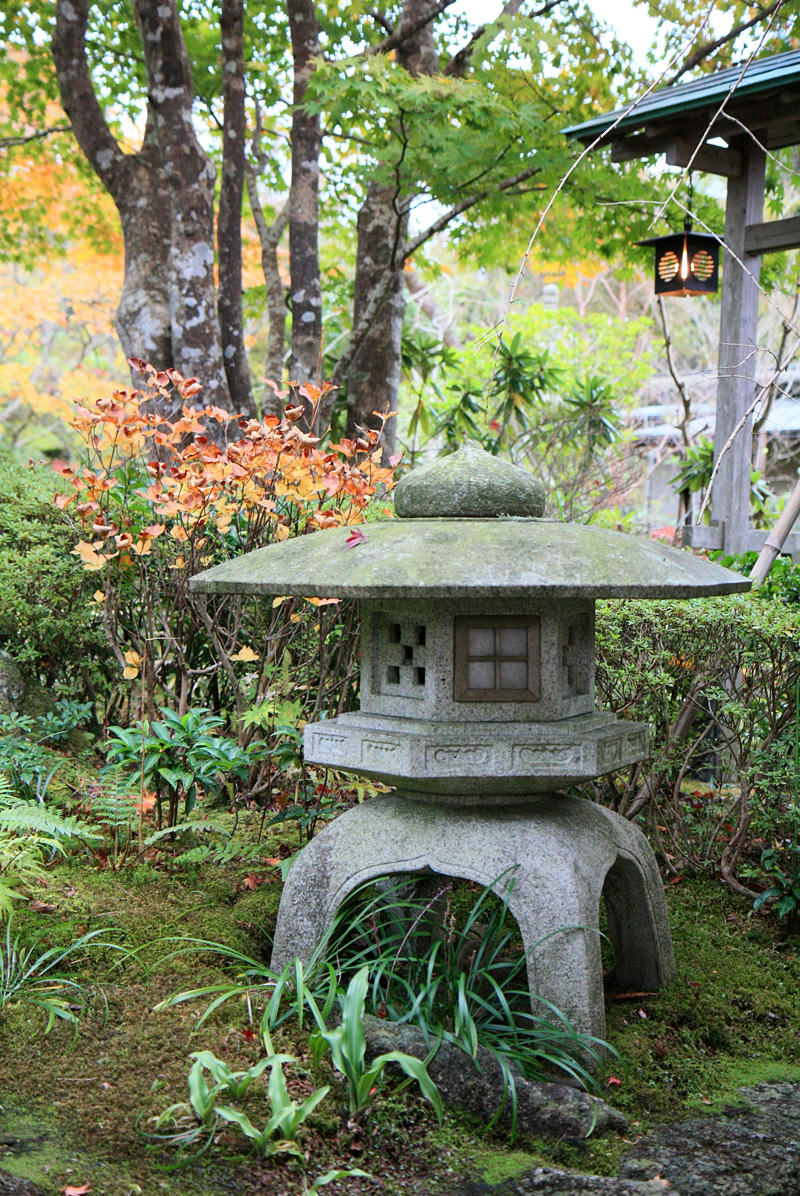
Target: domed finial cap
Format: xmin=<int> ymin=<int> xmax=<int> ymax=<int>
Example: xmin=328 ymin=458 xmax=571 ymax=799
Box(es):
xmin=394 ymin=441 xmax=545 ymax=519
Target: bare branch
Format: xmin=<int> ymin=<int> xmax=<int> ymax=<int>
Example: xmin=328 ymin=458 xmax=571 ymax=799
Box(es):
xmin=406 ymin=162 xmax=543 ymax=256
xmin=656 ymin=296 xmax=693 ymax=450
xmin=0 ymin=125 xmax=72 ymax=149
xmin=368 ymin=8 xmax=395 ymax=36
xmin=669 ymin=0 xmax=785 ymax=84
xmin=368 ymin=0 xmax=456 ymax=57
xmin=696 ymin=337 xmax=800 ymax=525
xmin=445 ymin=0 xmax=562 ymax=77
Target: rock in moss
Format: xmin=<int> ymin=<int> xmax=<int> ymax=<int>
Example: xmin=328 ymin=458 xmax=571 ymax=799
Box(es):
xmin=363 ymin=1015 xmax=626 ymax=1142
xmin=450 ymin=1170 xmax=671 ymax=1195
xmin=618 ymin=1081 xmax=800 ymax=1195
xmin=0 ymin=1166 xmax=46 ymax=1195
xmin=0 ymin=653 xmax=24 ymax=716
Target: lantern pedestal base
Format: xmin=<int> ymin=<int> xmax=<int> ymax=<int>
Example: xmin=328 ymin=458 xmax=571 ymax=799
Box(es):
xmin=271 ymin=791 xmax=675 ymax=1047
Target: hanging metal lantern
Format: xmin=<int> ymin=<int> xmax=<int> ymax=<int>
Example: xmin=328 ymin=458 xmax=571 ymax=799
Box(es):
xmin=638 ymin=217 xmax=720 ymax=297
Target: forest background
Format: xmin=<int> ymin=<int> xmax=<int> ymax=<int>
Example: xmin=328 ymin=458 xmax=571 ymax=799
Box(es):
xmin=2 ymin=0 xmax=799 ymax=527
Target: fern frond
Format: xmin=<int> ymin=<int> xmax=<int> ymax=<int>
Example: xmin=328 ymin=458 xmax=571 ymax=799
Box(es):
xmin=0 ymin=804 xmax=101 ymax=847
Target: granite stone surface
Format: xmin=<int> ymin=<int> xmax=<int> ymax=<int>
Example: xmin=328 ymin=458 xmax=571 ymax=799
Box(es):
xmin=393 ymin=441 xmax=546 ymax=519
xmin=189 ymin=517 xmax=750 ymax=599
xmin=362 ymin=1015 xmax=627 ymax=1141
xmin=271 ymin=791 xmax=675 ymax=1042
xmin=304 ymin=710 xmax=648 ymax=796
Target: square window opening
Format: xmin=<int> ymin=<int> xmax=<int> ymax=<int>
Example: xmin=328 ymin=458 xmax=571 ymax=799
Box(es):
xmin=454 ymin=616 xmax=541 ymax=702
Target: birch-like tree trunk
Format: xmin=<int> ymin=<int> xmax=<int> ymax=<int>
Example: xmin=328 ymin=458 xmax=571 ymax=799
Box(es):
xmin=345 ymin=0 xmax=439 ymax=453
xmin=287 ymin=0 xmax=323 ymax=383
xmin=52 ymin=0 xmax=172 ymax=371
xmin=133 ymin=0 xmax=230 ymax=408
xmin=218 ymin=0 xmax=254 ymax=414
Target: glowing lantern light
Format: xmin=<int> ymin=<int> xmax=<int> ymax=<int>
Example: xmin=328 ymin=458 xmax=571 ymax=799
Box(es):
xmin=638 ymin=215 xmax=721 ymax=298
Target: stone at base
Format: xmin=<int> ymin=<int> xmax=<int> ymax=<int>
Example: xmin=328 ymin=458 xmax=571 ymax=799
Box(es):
xmin=363 ymin=1015 xmax=626 ymax=1142
xmin=447 ymin=1082 xmax=800 ymax=1196
xmin=449 ymin=1173 xmax=671 ymax=1195
xmin=0 ymin=1170 xmax=45 ymax=1196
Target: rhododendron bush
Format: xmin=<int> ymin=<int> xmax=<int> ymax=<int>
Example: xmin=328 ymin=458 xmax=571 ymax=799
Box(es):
xmin=54 ymin=360 xmax=398 ymax=733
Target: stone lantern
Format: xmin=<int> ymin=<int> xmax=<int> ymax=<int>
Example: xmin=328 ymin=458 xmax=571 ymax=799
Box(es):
xmin=190 ymin=443 xmax=748 ymax=1042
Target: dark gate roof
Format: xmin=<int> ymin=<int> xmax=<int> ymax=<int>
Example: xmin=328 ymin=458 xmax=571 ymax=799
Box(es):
xmin=563 ymin=48 xmax=800 ymax=148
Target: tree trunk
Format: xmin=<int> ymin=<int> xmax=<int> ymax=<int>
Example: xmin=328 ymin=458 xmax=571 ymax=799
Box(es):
xmin=52 ymin=0 xmax=172 ymax=370
xmin=218 ymin=0 xmax=254 ymax=416
xmin=246 ymin=174 xmax=289 ymax=408
xmin=346 ymin=183 xmax=408 ymax=452
xmin=287 ymin=0 xmax=323 ymax=384
xmin=133 ymin=0 xmax=230 ymax=408
xmin=344 ymin=0 xmax=439 ymax=451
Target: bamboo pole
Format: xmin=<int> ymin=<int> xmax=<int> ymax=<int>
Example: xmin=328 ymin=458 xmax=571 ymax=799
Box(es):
xmin=749 ymin=475 xmax=800 ymax=586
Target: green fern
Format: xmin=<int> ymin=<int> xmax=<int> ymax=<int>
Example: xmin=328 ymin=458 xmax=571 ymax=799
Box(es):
xmin=0 ymin=803 xmax=101 ymax=849
xmin=0 ymin=787 xmax=99 ymax=919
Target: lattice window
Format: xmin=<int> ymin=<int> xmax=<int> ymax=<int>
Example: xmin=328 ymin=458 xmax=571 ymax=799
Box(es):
xmin=454 ymin=617 xmax=540 ymax=702
xmin=375 ymin=619 xmax=427 ymax=697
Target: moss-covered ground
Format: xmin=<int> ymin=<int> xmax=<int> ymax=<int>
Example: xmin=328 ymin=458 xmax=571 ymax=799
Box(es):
xmin=2 ymin=810 xmax=800 ymax=1195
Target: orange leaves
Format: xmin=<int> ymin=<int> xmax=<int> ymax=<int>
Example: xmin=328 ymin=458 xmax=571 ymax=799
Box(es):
xmin=57 ymin=362 xmax=400 ymax=597
xmin=230 ymin=645 xmax=260 ymax=663
xmin=71 ymin=540 xmax=107 ymax=571
xmin=122 ymin=650 xmax=141 ymax=680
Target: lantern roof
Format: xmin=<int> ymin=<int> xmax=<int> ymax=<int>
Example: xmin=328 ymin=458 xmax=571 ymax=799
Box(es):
xmin=562 ymin=49 xmax=800 ymax=148
xmin=190 ymin=443 xmax=749 ymax=600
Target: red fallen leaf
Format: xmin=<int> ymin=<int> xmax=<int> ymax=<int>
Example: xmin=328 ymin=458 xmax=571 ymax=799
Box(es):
xmin=63 ymin=886 xmax=78 ymax=898
xmin=242 ymin=873 xmax=262 ymax=891
xmin=29 ymin=900 xmax=58 ymax=914
xmin=63 ymin=1184 xmax=92 ymax=1195
xmin=241 ymin=1028 xmax=257 ymax=1042
xmin=263 ymin=857 xmax=282 ymax=867
xmin=345 ymin=527 xmax=368 ymax=549
xmin=671 ymin=874 xmax=684 ymax=884
xmin=606 ymin=1076 xmax=622 ymax=1087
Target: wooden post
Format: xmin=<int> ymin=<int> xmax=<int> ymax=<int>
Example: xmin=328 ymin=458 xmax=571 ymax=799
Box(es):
xmin=710 ymin=140 xmax=766 ymax=555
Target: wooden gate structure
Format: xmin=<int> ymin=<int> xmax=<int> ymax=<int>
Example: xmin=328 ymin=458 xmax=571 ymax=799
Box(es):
xmin=565 ymin=49 xmax=800 ymax=557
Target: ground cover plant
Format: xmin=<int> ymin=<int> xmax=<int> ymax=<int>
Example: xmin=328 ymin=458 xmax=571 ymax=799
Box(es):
xmin=0 ymin=833 xmax=800 ymax=1194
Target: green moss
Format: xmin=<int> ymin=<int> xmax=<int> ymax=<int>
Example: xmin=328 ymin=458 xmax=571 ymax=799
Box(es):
xmin=473 ymin=1147 xmax=542 ymax=1183
xmin=8 ymin=826 xmax=800 ymax=1193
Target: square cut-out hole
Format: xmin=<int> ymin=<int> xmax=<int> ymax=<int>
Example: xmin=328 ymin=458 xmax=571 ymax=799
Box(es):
xmin=414 ymin=666 xmax=426 ymax=686
xmin=403 ymin=645 xmax=413 ymax=663
xmin=414 ymin=625 xmax=426 ymax=646
xmin=386 ymin=665 xmax=400 ymax=684
xmin=387 ymin=623 xmax=401 ymax=643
